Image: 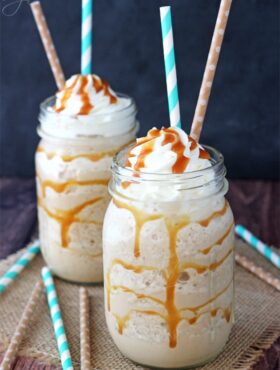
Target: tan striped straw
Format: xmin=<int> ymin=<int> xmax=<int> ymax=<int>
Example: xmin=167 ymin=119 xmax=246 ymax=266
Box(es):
xmin=236 ymin=253 xmax=280 ymax=292
xmin=80 ymin=287 xmax=91 ymax=370
xmin=0 ymin=281 xmax=43 ymax=370
xmin=190 ymin=0 xmax=233 ymax=141
xmin=30 ymin=1 xmax=65 ymax=90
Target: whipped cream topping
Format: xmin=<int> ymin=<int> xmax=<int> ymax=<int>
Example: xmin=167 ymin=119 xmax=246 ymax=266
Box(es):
xmin=52 ymin=74 xmax=118 ymax=115
xmin=126 ymin=127 xmax=210 ymax=174
xmin=39 ymin=74 xmax=137 ymax=139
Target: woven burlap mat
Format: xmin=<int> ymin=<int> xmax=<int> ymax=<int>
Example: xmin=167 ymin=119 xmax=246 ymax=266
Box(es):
xmin=0 ymin=240 xmax=279 ymax=370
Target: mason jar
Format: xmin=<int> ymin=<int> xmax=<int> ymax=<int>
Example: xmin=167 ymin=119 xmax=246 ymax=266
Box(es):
xmin=35 ymin=94 xmax=138 ymax=283
xmin=103 ymin=145 xmax=235 ymax=368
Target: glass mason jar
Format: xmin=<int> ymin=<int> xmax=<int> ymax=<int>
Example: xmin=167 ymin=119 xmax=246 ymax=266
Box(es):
xmin=103 ymin=145 xmax=235 ymax=368
xmin=35 ymin=95 xmax=138 ymax=283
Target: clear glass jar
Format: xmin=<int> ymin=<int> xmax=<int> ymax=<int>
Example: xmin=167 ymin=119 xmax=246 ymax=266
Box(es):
xmin=35 ymin=95 xmax=138 ymax=283
xmin=103 ymin=145 xmax=235 ymax=368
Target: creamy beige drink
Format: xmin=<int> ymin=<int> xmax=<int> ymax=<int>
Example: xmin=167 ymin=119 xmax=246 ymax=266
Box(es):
xmin=103 ymin=127 xmax=235 ymax=368
xmin=36 ymin=74 xmax=138 ymax=283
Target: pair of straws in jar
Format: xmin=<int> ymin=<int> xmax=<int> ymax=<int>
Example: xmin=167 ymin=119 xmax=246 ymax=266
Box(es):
xmin=0 ymin=242 xmax=91 ymax=370
xmin=30 ymin=0 xmax=230 ymax=143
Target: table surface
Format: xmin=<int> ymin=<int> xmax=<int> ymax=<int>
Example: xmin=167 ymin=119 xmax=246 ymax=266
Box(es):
xmin=0 ymin=178 xmax=279 ymax=370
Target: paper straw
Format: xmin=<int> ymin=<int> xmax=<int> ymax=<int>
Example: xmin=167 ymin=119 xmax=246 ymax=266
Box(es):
xmin=81 ymin=0 xmax=93 ymax=74
xmin=31 ymin=1 xmax=65 ymax=90
xmin=236 ymin=225 xmax=280 ymax=270
xmin=0 ymin=240 xmax=40 ymax=295
xmin=0 ymin=281 xmax=44 ymax=370
xmin=160 ymin=6 xmax=181 ymax=128
xmin=80 ymin=287 xmax=91 ymax=370
xmin=41 ymin=267 xmax=74 ymax=370
xmin=190 ymin=0 xmax=233 ymax=141
xmin=236 ymin=253 xmax=280 ymax=292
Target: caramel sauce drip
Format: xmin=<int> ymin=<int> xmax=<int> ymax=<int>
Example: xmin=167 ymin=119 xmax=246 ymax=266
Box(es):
xmin=38 ymin=196 xmax=102 ymax=247
xmin=200 ymin=223 xmax=234 ymax=255
xmin=107 ymin=197 xmax=233 ymax=347
xmin=37 ymin=175 xmax=108 ymax=198
xmin=55 ymin=76 xmax=79 ymax=113
xmin=113 ymin=198 xmax=162 ymax=258
xmin=78 ymin=75 xmax=93 ymax=115
xmin=126 ymin=127 xmax=210 ymax=173
xmin=36 ymin=140 xmax=133 ymax=163
xmin=92 ymin=76 xmax=117 ymax=104
xmin=113 ymin=306 xmax=231 ymax=336
xmin=198 ymin=201 xmax=228 ymax=227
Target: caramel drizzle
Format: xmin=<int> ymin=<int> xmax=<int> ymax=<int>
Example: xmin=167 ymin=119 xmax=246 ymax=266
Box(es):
xmin=36 ymin=140 xmax=133 ymax=163
xmin=38 ymin=196 xmax=102 ymax=247
xmin=54 ymin=75 xmax=117 ymax=114
xmin=127 ymin=127 xmax=210 ymax=173
xmin=113 ymin=306 xmax=231 ymax=336
xmin=78 ymin=75 xmax=93 ymax=115
xmin=55 ymin=76 xmax=79 ymax=113
xmin=113 ymin=198 xmax=163 ymax=258
xmin=107 ymin=198 xmax=233 ymax=347
xmin=37 ymin=174 xmax=108 ymax=198
xmin=113 ymin=198 xmax=228 ymax=258
xmin=111 ymin=277 xmax=233 ymax=313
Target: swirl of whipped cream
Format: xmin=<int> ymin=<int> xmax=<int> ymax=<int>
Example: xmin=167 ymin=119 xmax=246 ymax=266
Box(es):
xmin=126 ymin=127 xmax=211 ymax=174
xmin=52 ymin=74 xmax=119 ymax=115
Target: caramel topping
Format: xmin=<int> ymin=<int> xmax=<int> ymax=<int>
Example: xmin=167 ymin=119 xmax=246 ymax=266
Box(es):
xmin=78 ymin=75 xmax=93 ymax=115
xmin=38 ymin=196 xmax=102 ymax=247
xmin=106 ymin=198 xmax=234 ymax=348
xmin=126 ymin=127 xmax=210 ymax=173
xmin=53 ymin=74 xmax=117 ymax=114
xmin=55 ymin=75 xmax=79 ymax=113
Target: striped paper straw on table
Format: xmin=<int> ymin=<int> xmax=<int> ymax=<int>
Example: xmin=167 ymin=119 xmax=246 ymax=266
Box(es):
xmin=0 ymin=281 xmax=44 ymax=370
xmin=160 ymin=6 xmax=181 ymax=128
xmin=41 ymin=267 xmax=73 ymax=370
xmin=236 ymin=225 xmax=280 ymax=270
xmin=81 ymin=0 xmax=93 ymax=74
xmin=190 ymin=0 xmax=233 ymax=141
xmin=236 ymin=253 xmax=280 ymax=292
xmin=0 ymin=240 xmax=40 ymax=294
xmin=80 ymin=287 xmax=91 ymax=370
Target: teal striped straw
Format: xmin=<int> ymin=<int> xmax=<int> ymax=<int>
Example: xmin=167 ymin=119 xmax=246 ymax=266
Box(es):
xmin=235 ymin=225 xmax=280 ymax=270
xmin=41 ymin=267 xmax=74 ymax=370
xmin=160 ymin=6 xmax=181 ymax=129
xmin=0 ymin=240 xmax=40 ymax=294
xmin=81 ymin=0 xmax=93 ymax=74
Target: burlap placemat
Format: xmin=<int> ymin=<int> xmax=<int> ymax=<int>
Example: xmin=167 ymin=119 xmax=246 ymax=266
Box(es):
xmin=0 ymin=240 xmax=279 ymax=370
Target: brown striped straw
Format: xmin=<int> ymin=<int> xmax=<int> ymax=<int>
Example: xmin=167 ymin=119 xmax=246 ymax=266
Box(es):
xmin=236 ymin=253 xmax=280 ymax=292
xmin=30 ymin=1 xmax=65 ymax=90
xmin=80 ymin=287 xmax=91 ymax=370
xmin=190 ymin=0 xmax=233 ymax=141
xmin=0 ymin=281 xmax=43 ymax=370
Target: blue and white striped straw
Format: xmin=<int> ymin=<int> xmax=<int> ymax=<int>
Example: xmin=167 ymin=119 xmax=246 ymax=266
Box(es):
xmin=235 ymin=225 xmax=280 ymax=270
xmin=41 ymin=267 xmax=74 ymax=370
xmin=160 ymin=6 xmax=181 ymax=129
xmin=81 ymin=0 xmax=92 ymax=75
xmin=0 ymin=240 xmax=40 ymax=294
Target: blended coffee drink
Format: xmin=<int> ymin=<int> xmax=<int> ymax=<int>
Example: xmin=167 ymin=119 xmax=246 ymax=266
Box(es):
xmin=103 ymin=127 xmax=235 ymax=368
xmin=36 ymin=74 xmax=138 ymax=283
